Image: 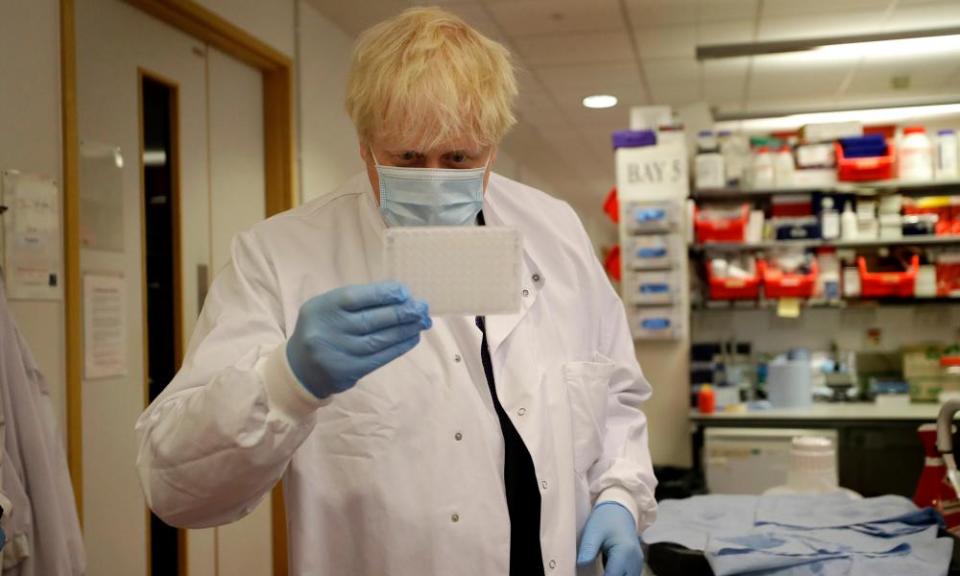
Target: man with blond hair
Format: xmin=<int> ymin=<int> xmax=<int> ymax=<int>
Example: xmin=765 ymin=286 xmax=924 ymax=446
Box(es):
xmin=136 ymin=7 xmax=657 ymax=576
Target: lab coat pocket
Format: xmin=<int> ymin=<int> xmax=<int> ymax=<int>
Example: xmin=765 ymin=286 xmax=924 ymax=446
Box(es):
xmin=563 ymin=356 xmax=615 ymax=475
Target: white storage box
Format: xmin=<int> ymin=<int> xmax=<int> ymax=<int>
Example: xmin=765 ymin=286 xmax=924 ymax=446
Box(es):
xmin=624 ymin=201 xmax=678 ymax=234
xmin=630 ymin=306 xmax=680 ymax=339
xmin=627 ymin=235 xmax=673 ymax=270
xmin=627 ymin=271 xmax=677 ymax=305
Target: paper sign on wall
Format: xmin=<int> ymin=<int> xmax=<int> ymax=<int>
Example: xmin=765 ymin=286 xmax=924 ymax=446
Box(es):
xmin=1 ymin=171 xmax=63 ymax=300
xmin=83 ymin=274 xmax=127 ymax=379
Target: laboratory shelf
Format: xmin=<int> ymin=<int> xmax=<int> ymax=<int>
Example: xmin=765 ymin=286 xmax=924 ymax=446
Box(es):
xmin=691 ymin=178 xmax=960 ymax=199
xmin=692 ymin=296 xmax=960 ymax=311
xmin=689 ymin=235 xmax=960 ymax=253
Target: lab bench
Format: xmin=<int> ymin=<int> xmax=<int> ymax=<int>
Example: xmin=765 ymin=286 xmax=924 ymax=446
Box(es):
xmin=689 ymin=403 xmax=943 ymax=498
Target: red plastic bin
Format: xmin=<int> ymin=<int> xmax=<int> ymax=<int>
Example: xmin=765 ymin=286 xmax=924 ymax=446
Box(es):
xmin=835 ymin=141 xmax=896 ymax=182
xmin=858 ymin=255 xmax=920 ymax=298
xmin=695 ymin=204 xmax=749 ymax=244
xmin=707 ymin=262 xmax=761 ymax=301
xmin=760 ymin=259 xmax=819 ymax=299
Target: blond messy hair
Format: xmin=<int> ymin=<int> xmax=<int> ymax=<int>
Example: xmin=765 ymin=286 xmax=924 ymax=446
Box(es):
xmin=346 ymin=7 xmax=518 ymax=150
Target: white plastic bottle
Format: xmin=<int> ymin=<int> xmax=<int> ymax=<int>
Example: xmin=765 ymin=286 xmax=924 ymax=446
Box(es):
xmin=821 ymin=197 xmax=840 ymax=240
xmin=937 ymin=129 xmax=959 ymax=180
xmin=719 ymin=130 xmax=742 ymax=187
xmin=752 ymin=146 xmax=775 ymax=189
xmin=774 ymin=145 xmax=795 ymax=188
xmin=841 ymin=200 xmax=858 ymax=240
xmin=695 ymin=130 xmax=726 ymax=190
xmin=900 ymin=126 xmax=934 ymax=181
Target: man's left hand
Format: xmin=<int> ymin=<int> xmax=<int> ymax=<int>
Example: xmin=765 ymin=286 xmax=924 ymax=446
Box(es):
xmin=576 ymin=502 xmax=644 ymax=576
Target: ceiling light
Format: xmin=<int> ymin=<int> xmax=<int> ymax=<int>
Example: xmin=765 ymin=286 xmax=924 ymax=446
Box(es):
xmin=714 ymin=102 xmax=960 ymax=134
xmin=814 ymin=34 xmax=960 ymax=59
xmin=582 ymin=94 xmax=618 ymax=109
xmin=696 ymin=26 xmax=960 ymax=60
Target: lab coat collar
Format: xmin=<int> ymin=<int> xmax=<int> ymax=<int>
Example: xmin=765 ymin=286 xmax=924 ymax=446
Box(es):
xmin=480 ymin=176 xmax=543 ymax=355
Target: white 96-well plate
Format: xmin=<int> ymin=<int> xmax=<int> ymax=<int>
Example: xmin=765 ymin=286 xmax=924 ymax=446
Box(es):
xmin=384 ymin=226 xmax=522 ymax=316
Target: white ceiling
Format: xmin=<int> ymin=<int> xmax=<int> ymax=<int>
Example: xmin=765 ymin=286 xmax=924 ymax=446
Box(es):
xmin=304 ymin=0 xmax=960 ymax=214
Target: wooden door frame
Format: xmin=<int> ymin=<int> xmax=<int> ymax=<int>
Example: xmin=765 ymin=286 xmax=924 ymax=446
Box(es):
xmin=60 ymin=0 xmax=296 ymax=574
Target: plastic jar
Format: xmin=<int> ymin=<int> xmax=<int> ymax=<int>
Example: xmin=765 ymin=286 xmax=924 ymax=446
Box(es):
xmin=900 ymin=126 xmax=934 ymax=181
xmin=937 ymin=129 xmax=959 ymax=180
xmin=752 ymin=146 xmax=775 ymax=188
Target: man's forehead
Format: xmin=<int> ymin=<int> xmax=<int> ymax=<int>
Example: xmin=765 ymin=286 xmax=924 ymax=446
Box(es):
xmin=378 ymin=134 xmax=483 ymax=153
xmin=375 ymin=119 xmax=483 ymax=152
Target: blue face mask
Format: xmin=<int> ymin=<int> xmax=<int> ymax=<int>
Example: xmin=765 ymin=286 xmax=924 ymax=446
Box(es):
xmin=373 ymin=151 xmax=488 ymax=227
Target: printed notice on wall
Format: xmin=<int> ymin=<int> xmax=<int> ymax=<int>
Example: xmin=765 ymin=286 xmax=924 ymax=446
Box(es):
xmin=1 ymin=171 xmax=63 ymax=300
xmin=84 ymin=274 xmax=127 ymax=380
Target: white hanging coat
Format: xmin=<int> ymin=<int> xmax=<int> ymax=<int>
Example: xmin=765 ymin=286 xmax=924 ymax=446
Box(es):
xmin=135 ymin=172 xmax=658 ymax=576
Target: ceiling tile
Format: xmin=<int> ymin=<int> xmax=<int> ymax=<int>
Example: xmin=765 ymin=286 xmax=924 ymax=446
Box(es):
xmin=760 ymin=0 xmax=892 ymax=18
xmin=534 ymin=61 xmax=644 ymax=95
xmin=555 ymin=85 xmax=648 ymax=129
xmin=703 ymin=58 xmax=748 ymax=102
xmin=643 ymin=57 xmax=702 ymax=84
xmin=886 ymin=1 xmax=960 ymax=30
xmin=486 ymin=0 xmax=624 ymax=38
xmin=637 ymin=25 xmax=698 ymax=58
xmin=757 ymin=11 xmax=890 ymax=40
xmin=747 ymin=55 xmax=852 ymax=102
xmin=625 ymin=0 xmax=700 ymax=29
xmin=515 ymin=90 xmax=572 ymax=128
xmin=699 ymin=0 xmax=759 ymax=23
xmin=649 ymin=81 xmax=704 ymax=106
xmin=845 ymin=52 xmax=960 ymax=97
xmin=697 ymin=20 xmax=755 ymax=44
xmin=512 ymin=32 xmax=635 ymax=66
xmin=643 ymin=57 xmax=703 ymax=104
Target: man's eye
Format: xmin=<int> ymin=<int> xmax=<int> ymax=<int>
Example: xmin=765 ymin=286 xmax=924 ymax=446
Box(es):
xmin=450 ymin=153 xmax=467 ymax=163
xmin=401 ymin=151 xmax=417 ymax=161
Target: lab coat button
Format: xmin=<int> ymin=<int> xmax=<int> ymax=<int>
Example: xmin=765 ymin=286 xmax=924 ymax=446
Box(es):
xmin=454 ymin=432 xmax=463 ymax=441
xmin=453 ymin=353 xmax=462 ymax=363
xmin=541 ymin=480 xmax=548 ymax=490
xmin=549 ymin=559 xmax=557 ymax=570
xmin=532 ymin=273 xmax=541 ymax=282
xmin=522 ymin=288 xmax=530 ymax=297
xmin=517 ymin=407 xmax=527 ymax=416
xmin=451 ymin=513 xmax=460 ymax=523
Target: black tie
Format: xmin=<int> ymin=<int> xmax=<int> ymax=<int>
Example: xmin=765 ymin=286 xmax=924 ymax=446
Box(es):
xmin=475 ymin=212 xmax=545 ymax=576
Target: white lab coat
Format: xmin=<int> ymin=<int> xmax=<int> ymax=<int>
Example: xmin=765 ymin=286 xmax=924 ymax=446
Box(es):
xmin=136 ymin=172 xmax=657 ymax=576
xmin=0 ymin=281 xmax=85 ymax=576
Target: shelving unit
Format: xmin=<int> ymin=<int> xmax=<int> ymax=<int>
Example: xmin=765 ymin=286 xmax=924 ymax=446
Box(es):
xmin=691 ymin=235 xmax=960 ymax=253
xmin=692 ymin=178 xmax=960 ymax=199
xmin=689 ymin=174 xmax=960 ymax=309
xmin=693 ymin=297 xmax=960 ymax=311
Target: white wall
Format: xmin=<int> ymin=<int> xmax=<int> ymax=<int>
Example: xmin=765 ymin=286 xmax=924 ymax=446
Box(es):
xmin=297 ymin=0 xmax=364 ymax=201
xmin=196 ymin=0 xmax=295 ymax=58
xmin=0 ymin=0 xmax=67 ymax=438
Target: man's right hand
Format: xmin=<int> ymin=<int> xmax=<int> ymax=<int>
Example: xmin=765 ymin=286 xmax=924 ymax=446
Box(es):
xmin=286 ymin=282 xmax=431 ymax=399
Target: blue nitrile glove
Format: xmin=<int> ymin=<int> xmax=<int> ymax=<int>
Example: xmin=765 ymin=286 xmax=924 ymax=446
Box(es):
xmin=286 ymin=282 xmax=431 ymax=399
xmin=577 ymin=502 xmax=644 ymax=576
